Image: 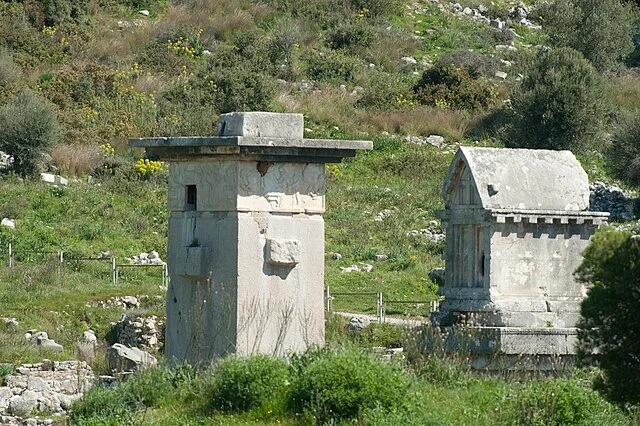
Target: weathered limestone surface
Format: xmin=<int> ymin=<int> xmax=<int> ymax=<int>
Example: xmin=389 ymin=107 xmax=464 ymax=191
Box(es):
xmin=131 ymin=112 xmax=371 ymax=364
xmin=435 ymin=147 xmax=608 ymax=364
xmin=0 ymin=360 xmax=93 ymax=421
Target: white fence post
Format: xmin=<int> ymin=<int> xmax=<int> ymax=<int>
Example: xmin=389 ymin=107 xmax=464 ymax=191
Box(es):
xmin=377 ymin=292 xmax=384 ymax=323
xmin=111 ymin=257 xmax=116 ymax=285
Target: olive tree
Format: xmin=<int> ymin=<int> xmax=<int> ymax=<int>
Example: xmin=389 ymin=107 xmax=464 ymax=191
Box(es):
xmin=506 ymin=47 xmax=609 ymax=152
xmin=538 ymin=0 xmax=637 ymax=72
xmin=0 ymin=91 xmax=59 ymax=177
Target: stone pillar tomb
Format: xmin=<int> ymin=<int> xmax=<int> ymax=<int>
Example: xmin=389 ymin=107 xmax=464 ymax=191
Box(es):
xmin=130 ymin=112 xmax=371 ymax=364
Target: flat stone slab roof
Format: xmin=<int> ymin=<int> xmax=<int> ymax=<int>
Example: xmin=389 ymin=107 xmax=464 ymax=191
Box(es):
xmin=129 ymin=136 xmax=373 ymax=163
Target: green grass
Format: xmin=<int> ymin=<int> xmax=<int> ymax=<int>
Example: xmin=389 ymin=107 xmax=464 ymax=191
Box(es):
xmin=324 ymin=137 xmax=449 ymax=315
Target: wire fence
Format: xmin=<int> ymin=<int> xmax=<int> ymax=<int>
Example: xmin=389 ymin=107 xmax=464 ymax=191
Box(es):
xmin=1 ymin=243 xmax=168 ymax=286
xmin=325 ymin=286 xmax=441 ymax=323
xmin=1 ymin=245 xmax=437 ymax=319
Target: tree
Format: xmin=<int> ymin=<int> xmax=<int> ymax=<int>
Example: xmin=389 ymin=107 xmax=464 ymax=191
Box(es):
xmin=0 ymin=91 xmax=59 ymax=177
xmin=575 ymin=228 xmax=640 ymax=405
xmin=539 ymin=0 xmax=637 ymax=72
xmin=608 ymin=110 xmax=640 ymax=182
xmin=506 ymin=47 xmax=608 ymax=152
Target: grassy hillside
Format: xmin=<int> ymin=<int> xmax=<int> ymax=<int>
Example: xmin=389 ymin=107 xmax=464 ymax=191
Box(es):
xmin=0 ymin=0 xmax=640 ymax=423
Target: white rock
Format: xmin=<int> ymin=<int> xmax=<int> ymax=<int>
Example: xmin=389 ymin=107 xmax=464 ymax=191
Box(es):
xmin=107 ymin=343 xmax=157 ymax=374
xmin=400 ymin=56 xmax=418 ymax=65
xmin=40 ymin=173 xmax=68 ymax=186
xmin=425 ymin=135 xmax=445 ymax=148
xmin=83 ymin=330 xmax=97 ymax=345
xmin=340 ymin=264 xmax=360 ymax=273
xmin=139 ymin=9 xmax=149 ymax=16
xmin=1 ymin=218 xmax=15 ymax=229
xmin=360 ymin=264 xmax=374 ymax=272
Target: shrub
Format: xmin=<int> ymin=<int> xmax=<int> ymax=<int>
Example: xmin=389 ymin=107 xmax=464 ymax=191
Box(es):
xmin=0 ymin=90 xmax=60 ymax=177
xmin=608 ymin=110 xmax=640 ymax=182
xmin=413 ymin=62 xmax=499 ymax=110
xmin=41 ymin=0 xmax=88 ymax=25
xmin=205 ymin=355 xmax=291 ymax=414
xmin=506 ymin=47 xmax=608 ymax=152
xmin=356 ymin=71 xmax=413 ymax=110
xmin=503 ymin=379 xmax=628 ymax=425
xmin=305 ymin=49 xmax=361 ymax=84
xmin=538 ymin=0 xmax=637 ymax=72
xmin=71 ymin=367 xmax=175 ymax=423
xmin=290 ymin=346 xmax=410 ymax=423
xmin=325 ymin=20 xmax=377 ymax=51
xmin=0 ymin=50 xmax=22 ymax=92
xmin=350 ymin=0 xmax=402 ymax=19
xmin=440 ymin=50 xmax=502 ymax=78
xmin=267 ymin=19 xmax=299 ymax=79
xmin=575 ymin=228 xmax=640 ymax=405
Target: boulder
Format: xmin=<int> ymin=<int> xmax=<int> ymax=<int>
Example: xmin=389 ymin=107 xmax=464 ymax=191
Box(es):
xmin=1 ymin=218 xmax=15 ymax=230
xmin=107 ymin=344 xmax=157 ymax=374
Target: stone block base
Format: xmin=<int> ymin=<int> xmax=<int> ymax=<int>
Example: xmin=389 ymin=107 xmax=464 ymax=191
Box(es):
xmin=441 ymin=326 xmax=577 ymax=371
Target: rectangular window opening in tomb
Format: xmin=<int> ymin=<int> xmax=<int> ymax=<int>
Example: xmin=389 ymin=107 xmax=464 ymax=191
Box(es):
xmin=186 ymin=185 xmax=197 ymax=211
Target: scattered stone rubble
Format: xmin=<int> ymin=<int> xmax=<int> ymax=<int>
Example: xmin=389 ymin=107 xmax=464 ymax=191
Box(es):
xmin=340 ymin=263 xmax=374 ymax=273
xmin=24 ymin=331 xmax=63 ymax=353
xmin=93 ymin=295 xmax=140 ymax=309
xmin=374 ymin=208 xmax=397 ymax=222
xmin=110 ymin=314 xmax=163 ymax=350
xmin=406 ymin=228 xmax=446 ymax=243
xmin=589 ymin=181 xmax=636 ymax=221
xmin=0 ymin=360 xmax=93 ymax=423
xmin=128 ymin=251 xmax=164 ymax=265
xmin=415 ymin=1 xmax=540 ymax=30
xmin=404 ymin=134 xmax=448 ymax=149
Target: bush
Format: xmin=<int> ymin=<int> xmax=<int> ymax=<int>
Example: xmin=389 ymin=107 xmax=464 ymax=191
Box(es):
xmin=413 ymin=62 xmax=499 ymax=110
xmin=506 ymin=47 xmax=608 ymax=152
xmin=305 ymin=49 xmax=361 ymax=84
xmin=356 ymin=71 xmax=413 ymax=110
xmin=290 ymin=347 xmax=410 ymax=423
xmin=575 ymin=228 xmax=640 ymax=405
xmin=350 ymin=0 xmax=402 ymax=18
xmin=71 ymin=366 xmax=189 ymax=424
xmin=608 ymin=110 xmax=640 ymax=182
xmin=0 ymin=90 xmax=60 ymax=177
xmin=440 ymin=50 xmax=502 ymax=78
xmin=0 ymin=50 xmax=22 ymax=92
xmin=538 ymin=0 xmax=637 ymax=72
xmin=503 ymin=379 xmax=628 ymax=425
xmin=325 ymin=20 xmax=377 ymax=51
xmin=206 ymin=355 xmax=291 ymax=414
xmin=42 ymin=0 xmax=88 ymax=25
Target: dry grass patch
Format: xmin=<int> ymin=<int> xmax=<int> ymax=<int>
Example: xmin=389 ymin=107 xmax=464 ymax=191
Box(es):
xmin=279 ymin=87 xmax=472 ymax=141
xmin=608 ymin=69 xmax=640 ymax=111
xmin=52 ymin=144 xmax=104 ymax=176
xmin=161 ymin=0 xmax=271 ymax=42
